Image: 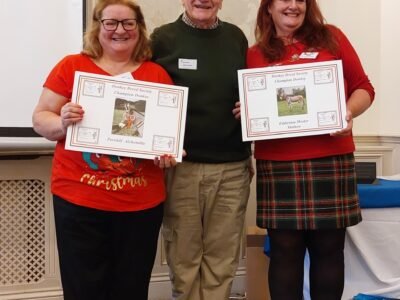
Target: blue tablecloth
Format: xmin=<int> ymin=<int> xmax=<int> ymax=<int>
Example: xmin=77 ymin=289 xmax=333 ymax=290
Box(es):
xmin=353 ymin=293 xmax=399 ymax=300
xmin=358 ymin=179 xmax=400 ymax=208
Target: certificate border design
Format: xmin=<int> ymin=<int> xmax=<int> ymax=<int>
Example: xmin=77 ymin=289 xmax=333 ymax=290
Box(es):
xmin=317 ymin=111 xmax=338 ymax=127
xmin=76 ymin=126 xmax=100 ymax=144
xmin=157 ymin=91 xmax=180 ymax=109
xmin=82 ymin=80 xmax=105 ymax=98
xmin=249 ymin=117 xmax=270 ymax=134
xmin=152 ymin=135 xmax=175 ymax=152
xmin=66 ymin=72 xmax=188 ymax=161
xmin=239 ymin=60 xmax=347 ymax=141
xmin=246 ymin=75 xmax=267 ymax=91
xmin=314 ymin=68 xmax=334 ymax=85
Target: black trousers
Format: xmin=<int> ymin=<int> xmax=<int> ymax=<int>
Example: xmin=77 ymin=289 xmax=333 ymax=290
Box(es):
xmin=53 ymin=195 xmax=163 ymax=300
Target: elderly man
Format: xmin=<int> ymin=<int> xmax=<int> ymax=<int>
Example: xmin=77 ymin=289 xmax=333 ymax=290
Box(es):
xmin=151 ymin=1 xmax=251 ymax=299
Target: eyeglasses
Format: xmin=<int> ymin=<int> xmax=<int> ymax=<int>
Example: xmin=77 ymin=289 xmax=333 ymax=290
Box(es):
xmin=100 ymin=19 xmax=138 ymax=31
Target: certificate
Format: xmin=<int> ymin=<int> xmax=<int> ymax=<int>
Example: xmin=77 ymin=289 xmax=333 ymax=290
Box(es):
xmin=65 ymin=72 xmax=188 ymax=161
xmin=238 ymin=60 xmax=347 ymax=141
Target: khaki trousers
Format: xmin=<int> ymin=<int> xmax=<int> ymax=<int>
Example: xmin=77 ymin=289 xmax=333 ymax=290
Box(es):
xmin=163 ymin=160 xmax=250 ymax=300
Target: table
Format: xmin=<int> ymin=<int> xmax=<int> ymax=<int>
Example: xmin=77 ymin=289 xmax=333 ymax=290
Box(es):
xmin=342 ymin=179 xmax=400 ymax=299
xmin=276 ymin=179 xmax=400 ymax=299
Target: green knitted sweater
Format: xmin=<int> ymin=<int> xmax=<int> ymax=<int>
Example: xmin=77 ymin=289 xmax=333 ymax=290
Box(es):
xmin=151 ymin=16 xmax=250 ymax=163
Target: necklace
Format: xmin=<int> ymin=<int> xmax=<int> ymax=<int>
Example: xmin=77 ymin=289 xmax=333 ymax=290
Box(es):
xmin=290 ymin=53 xmax=300 ymax=62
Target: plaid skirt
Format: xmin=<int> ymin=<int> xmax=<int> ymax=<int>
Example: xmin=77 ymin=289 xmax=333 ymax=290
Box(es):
xmin=256 ymin=153 xmax=362 ymax=230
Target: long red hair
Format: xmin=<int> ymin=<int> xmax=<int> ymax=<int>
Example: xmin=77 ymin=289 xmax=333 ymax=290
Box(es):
xmin=255 ymin=0 xmax=338 ymax=62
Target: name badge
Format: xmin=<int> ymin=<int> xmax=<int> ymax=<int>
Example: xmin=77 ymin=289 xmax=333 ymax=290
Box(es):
xmin=299 ymin=52 xmax=319 ymax=59
xmin=179 ymin=58 xmax=197 ymax=70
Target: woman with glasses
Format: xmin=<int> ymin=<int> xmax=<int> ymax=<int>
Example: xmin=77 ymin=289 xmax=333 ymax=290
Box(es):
xmin=32 ymin=1 xmax=175 ymax=299
xmin=244 ymin=0 xmax=375 ymax=299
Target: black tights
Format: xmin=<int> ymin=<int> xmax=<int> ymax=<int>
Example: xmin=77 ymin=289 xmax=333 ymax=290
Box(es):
xmin=268 ymin=228 xmax=346 ymax=300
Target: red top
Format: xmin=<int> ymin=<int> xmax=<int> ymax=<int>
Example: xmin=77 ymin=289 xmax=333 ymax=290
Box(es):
xmin=44 ymin=54 xmax=173 ymax=211
xmin=247 ymin=26 xmax=375 ymax=161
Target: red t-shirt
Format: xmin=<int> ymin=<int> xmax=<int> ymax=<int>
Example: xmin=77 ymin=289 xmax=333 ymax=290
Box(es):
xmin=247 ymin=26 xmax=375 ymax=161
xmin=44 ymin=54 xmax=173 ymax=211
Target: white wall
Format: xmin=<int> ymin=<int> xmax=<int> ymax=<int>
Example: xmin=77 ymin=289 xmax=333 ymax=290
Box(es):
xmin=138 ymin=0 xmax=399 ymax=137
xmin=379 ymin=0 xmax=400 ymax=136
xmin=319 ymin=0 xmax=399 ymax=137
xmin=136 ymin=0 xmax=259 ymax=45
xmin=0 ymin=0 xmax=82 ymax=128
xmin=3 ymin=0 xmax=394 ymax=136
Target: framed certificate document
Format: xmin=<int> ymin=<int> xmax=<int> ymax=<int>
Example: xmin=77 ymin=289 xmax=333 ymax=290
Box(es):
xmin=65 ymin=72 xmax=188 ymax=161
xmin=238 ymin=60 xmax=347 ymax=141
